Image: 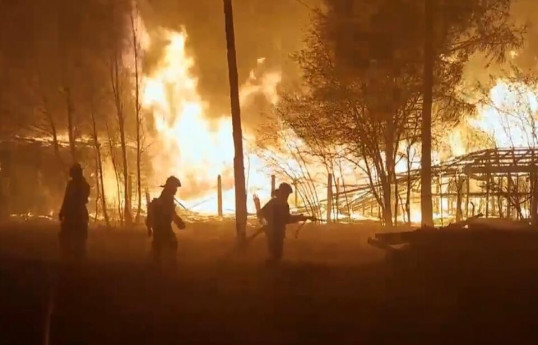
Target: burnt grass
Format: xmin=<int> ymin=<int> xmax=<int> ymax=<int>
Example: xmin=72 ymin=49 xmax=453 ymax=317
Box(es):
xmin=1 ymin=220 xmax=538 ymax=344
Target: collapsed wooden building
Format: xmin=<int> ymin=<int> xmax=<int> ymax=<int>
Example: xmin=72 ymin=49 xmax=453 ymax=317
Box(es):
xmin=341 ymin=148 xmax=538 ymax=224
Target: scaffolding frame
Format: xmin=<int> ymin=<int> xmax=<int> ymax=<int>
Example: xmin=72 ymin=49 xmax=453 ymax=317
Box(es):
xmin=342 ymin=148 xmax=538 ymax=224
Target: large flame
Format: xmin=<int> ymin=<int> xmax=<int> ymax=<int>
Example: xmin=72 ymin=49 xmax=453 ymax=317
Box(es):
xmin=139 ymin=22 xmax=538 ymax=221
xmin=472 ymin=80 xmax=538 ymax=148
xmin=141 ymin=28 xmax=281 ymax=214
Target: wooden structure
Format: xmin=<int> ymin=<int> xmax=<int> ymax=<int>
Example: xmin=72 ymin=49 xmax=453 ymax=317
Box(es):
xmin=340 ymin=148 xmax=538 ymax=224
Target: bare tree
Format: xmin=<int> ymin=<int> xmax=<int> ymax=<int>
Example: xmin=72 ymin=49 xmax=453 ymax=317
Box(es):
xmin=275 ymin=0 xmax=523 ymax=227
xmin=130 ymin=3 xmax=144 ymax=223
xmin=106 ymin=117 xmax=124 ymax=225
xmin=109 ymin=2 xmax=132 ymax=226
xmin=90 ymin=99 xmax=110 ymax=228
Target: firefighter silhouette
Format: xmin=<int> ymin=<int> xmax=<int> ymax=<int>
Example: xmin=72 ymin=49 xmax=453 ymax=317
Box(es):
xmin=59 ymin=163 xmax=90 ymax=261
xmin=146 ymin=176 xmax=186 ymax=267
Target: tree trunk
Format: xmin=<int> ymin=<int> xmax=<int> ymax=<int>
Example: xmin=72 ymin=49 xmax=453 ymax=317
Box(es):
xmin=45 ymin=110 xmax=65 ymax=176
xmin=393 ymin=172 xmax=398 ymax=227
xmin=64 ymin=86 xmax=77 ymax=162
xmin=119 ymin=114 xmax=132 ymax=226
xmin=384 ymin=115 xmax=395 ymax=228
xmin=382 ymin=179 xmax=393 ymax=227
xmin=106 ymin=119 xmax=123 ymax=225
xmin=420 ymin=0 xmax=434 ymax=226
xmin=406 ymin=145 xmax=412 ymax=225
xmin=456 ymin=177 xmax=463 ymax=222
xmin=223 ymin=0 xmax=247 ymax=242
xmin=111 ymin=52 xmax=132 ymax=226
xmin=130 ymin=6 xmax=143 ymax=224
xmin=94 ymin=157 xmax=100 ymax=222
xmin=91 ymin=109 xmax=110 ymax=229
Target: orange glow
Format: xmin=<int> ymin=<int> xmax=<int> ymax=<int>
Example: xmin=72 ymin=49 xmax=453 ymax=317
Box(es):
xmin=141 ymin=27 xmax=282 ymax=214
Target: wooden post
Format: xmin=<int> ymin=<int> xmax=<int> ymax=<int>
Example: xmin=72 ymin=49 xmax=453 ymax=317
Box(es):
xmin=532 ymin=150 xmax=538 ymax=224
xmin=491 ymin=176 xmax=497 ymax=217
xmin=507 ymin=175 xmax=511 ymax=218
xmin=516 ymin=174 xmax=522 ymax=220
xmin=439 ymin=175 xmax=443 ymax=226
xmin=456 ymin=176 xmax=463 ymax=222
xmin=271 ymin=175 xmax=276 ymax=195
xmin=293 ymin=179 xmax=298 ymax=208
xmin=223 ymin=0 xmax=247 ymax=241
xmin=465 ymin=175 xmax=471 ymax=218
xmin=326 ymin=174 xmax=333 ymax=223
xmin=217 ymin=175 xmax=223 ymax=217
xmin=420 ymin=0 xmax=435 ymax=226
xmin=497 ymin=175 xmax=504 ymax=218
xmin=336 ymin=178 xmax=340 ymax=222
xmin=486 ymin=174 xmax=490 ymax=219
xmin=128 ymin=174 xmax=133 ymax=207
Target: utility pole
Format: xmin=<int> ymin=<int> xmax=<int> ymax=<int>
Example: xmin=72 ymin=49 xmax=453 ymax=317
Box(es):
xmin=421 ymin=0 xmax=434 ymax=226
xmin=223 ymin=0 xmax=247 ymax=242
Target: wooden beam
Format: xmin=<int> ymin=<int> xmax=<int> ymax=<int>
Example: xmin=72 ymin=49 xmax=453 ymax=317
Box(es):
xmin=217 ymin=175 xmax=223 ymax=217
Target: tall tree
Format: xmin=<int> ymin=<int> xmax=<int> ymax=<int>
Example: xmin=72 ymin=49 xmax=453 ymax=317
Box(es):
xmin=223 ymin=0 xmax=247 ymax=241
xmin=421 ymin=0 xmax=434 ymax=226
xmin=130 ymin=3 xmax=144 ymax=223
xmin=90 ymin=98 xmax=111 ymax=228
xmin=109 ymin=0 xmax=133 ymax=226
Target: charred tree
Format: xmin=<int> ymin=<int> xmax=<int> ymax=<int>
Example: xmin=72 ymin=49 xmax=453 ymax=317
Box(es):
xmin=106 ymin=118 xmax=123 ymax=225
xmin=63 ymin=86 xmax=77 ymax=162
xmin=130 ymin=5 xmax=143 ymax=224
xmin=223 ymin=0 xmax=247 ymax=242
xmin=420 ymin=0 xmax=434 ymax=226
xmin=110 ymin=41 xmax=132 ymax=227
xmin=90 ymin=106 xmax=110 ymax=228
xmin=34 ymin=75 xmax=66 ymax=176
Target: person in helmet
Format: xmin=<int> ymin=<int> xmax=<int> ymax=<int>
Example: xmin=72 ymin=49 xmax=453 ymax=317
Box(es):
xmin=257 ymin=182 xmax=309 ymax=263
xmin=147 ymin=176 xmax=186 ymax=266
xmin=59 ymin=163 xmax=90 ymax=261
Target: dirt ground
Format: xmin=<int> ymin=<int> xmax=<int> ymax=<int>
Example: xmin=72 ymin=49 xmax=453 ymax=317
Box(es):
xmin=1 ymin=219 xmax=538 ymax=344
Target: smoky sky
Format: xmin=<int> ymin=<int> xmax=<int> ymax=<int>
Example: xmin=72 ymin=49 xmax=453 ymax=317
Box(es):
xmin=2 ymin=0 xmax=536 ymax=131
xmin=140 ymin=0 xmax=317 ymax=120
xmin=512 ymin=0 xmax=538 ymax=68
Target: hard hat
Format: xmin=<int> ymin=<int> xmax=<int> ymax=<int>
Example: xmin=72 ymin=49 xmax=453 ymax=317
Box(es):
xmin=161 ymin=176 xmax=181 ymax=188
xmin=278 ymin=182 xmax=293 ymax=194
xmin=69 ymin=163 xmax=83 ymax=178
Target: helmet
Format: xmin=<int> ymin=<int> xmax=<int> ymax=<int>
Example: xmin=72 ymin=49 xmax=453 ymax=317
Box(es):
xmin=69 ymin=163 xmax=83 ymax=178
xmin=161 ymin=176 xmax=181 ymax=188
xmin=278 ymin=182 xmax=293 ymax=194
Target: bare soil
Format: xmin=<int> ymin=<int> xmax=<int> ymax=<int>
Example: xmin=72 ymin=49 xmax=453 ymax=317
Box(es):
xmin=1 ymin=219 xmax=538 ymax=344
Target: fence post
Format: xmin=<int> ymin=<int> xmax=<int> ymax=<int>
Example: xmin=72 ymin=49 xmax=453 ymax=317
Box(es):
xmin=218 ymin=175 xmax=223 ymax=217
xmin=293 ymin=179 xmax=298 ymax=207
xmin=327 ymin=174 xmax=333 ymax=223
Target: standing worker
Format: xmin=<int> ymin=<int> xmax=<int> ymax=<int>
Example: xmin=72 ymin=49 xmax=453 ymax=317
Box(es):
xmin=146 ymin=176 xmax=186 ymax=268
xmin=257 ymin=182 xmax=312 ymax=264
xmin=59 ymin=163 xmax=90 ymax=262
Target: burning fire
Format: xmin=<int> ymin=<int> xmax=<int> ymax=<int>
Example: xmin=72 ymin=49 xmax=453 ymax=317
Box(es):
xmin=136 ymin=21 xmax=538 ymax=221
xmin=141 ymin=27 xmax=281 ymax=214
xmin=472 ymin=80 xmax=538 ymax=148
